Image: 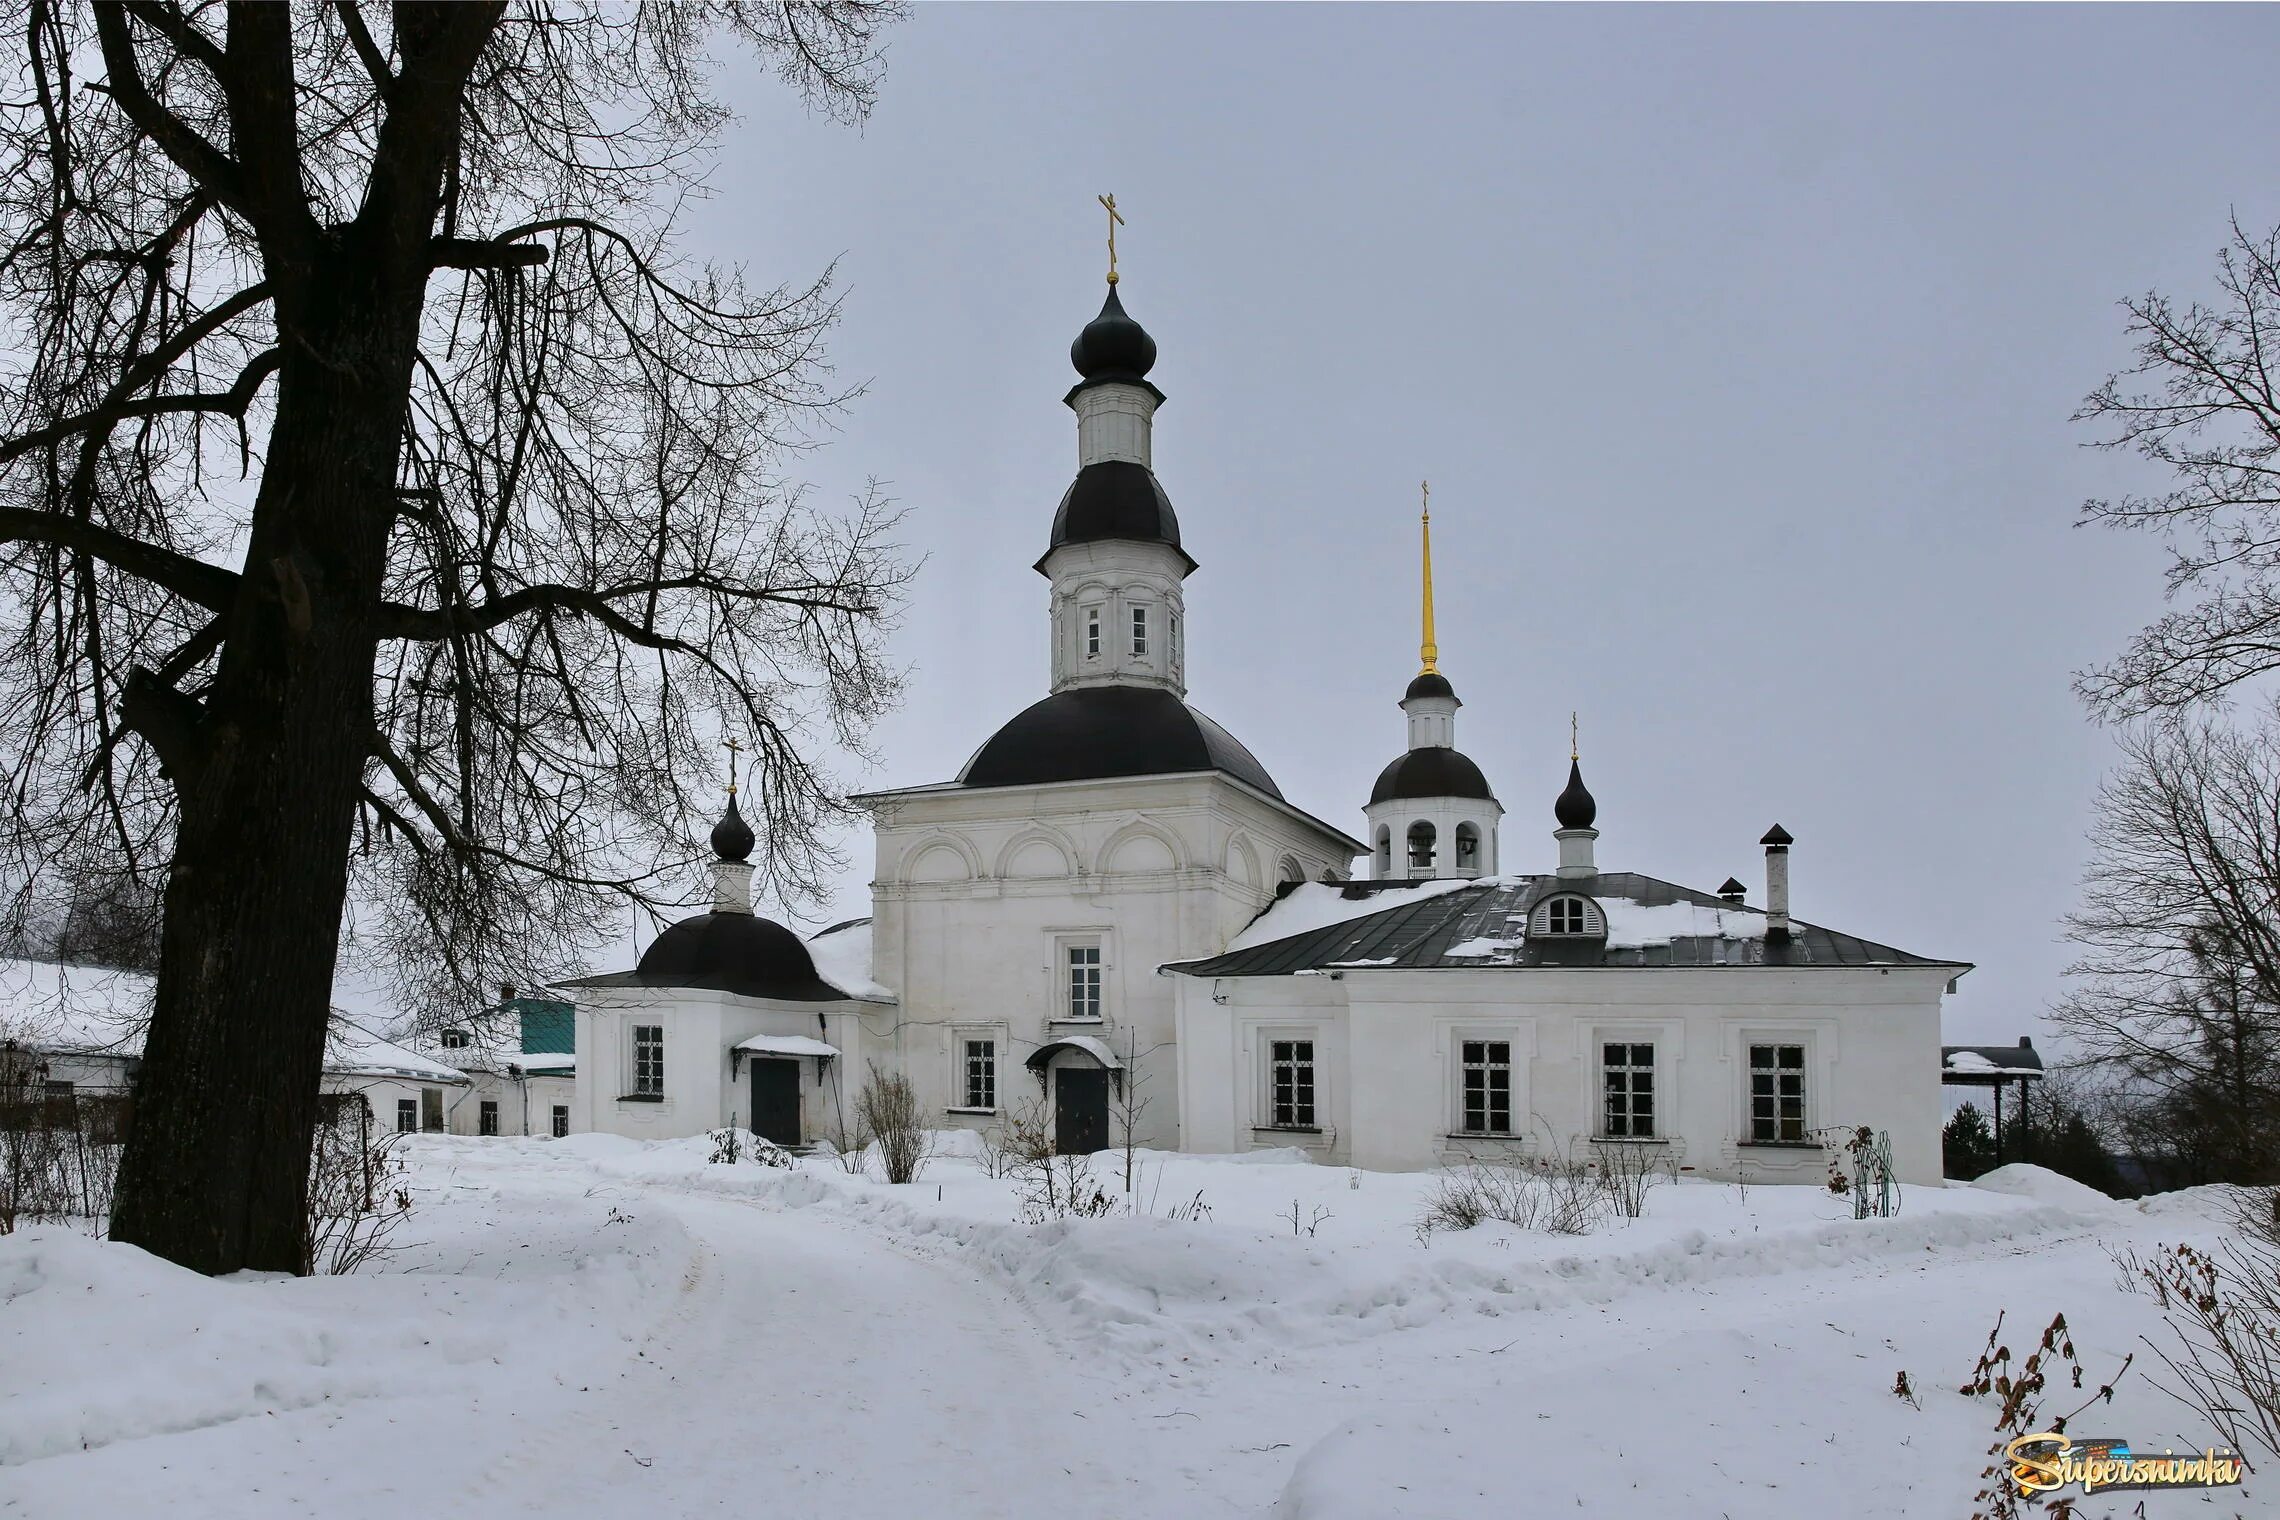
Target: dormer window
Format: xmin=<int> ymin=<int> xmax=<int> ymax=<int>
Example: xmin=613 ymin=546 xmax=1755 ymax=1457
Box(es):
xmin=1085 ymin=608 xmax=1101 ymax=658
xmin=1531 ymin=894 xmax=1605 ymax=937
xmin=1130 ymin=605 xmax=1149 ymax=656
xmin=441 ymin=1028 xmax=469 ymax=1050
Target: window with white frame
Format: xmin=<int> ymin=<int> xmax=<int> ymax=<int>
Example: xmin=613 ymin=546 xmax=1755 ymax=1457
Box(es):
xmin=1459 ymin=1039 xmax=1511 ymax=1134
xmin=1269 ymin=1039 xmax=1316 ymax=1128
xmin=396 ymin=1097 xmax=417 ymax=1133
xmin=1601 ymin=1042 xmax=1655 ymax=1138
xmin=1547 ymin=897 xmax=1588 ymax=934
xmin=478 ymin=1099 xmax=499 ymax=1136
xmin=630 ymin=1024 xmax=665 ymax=1097
xmin=1747 ymin=1043 xmax=1806 ymax=1142
xmin=1063 ymin=942 xmax=1102 ymax=1021
xmin=961 ymin=1037 xmax=997 ymax=1110
xmin=441 ymin=1028 xmax=469 ymax=1049
xmin=550 ymin=1104 xmax=569 ymax=1138
xmin=1130 ymin=605 xmax=1149 ymax=656
xmin=1085 ymin=607 xmax=1101 ymax=658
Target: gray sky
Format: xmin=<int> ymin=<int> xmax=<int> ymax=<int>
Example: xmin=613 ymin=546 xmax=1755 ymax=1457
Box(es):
xmin=657 ymin=4 xmax=2280 ymax=1044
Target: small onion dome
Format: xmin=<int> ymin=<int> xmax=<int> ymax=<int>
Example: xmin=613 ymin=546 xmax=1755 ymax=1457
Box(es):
xmin=1070 ymin=284 xmax=1157 ymax=386
xmin=1760 ymin=823 xmax=1793 ymax=847
xmin=1554 ymin=757 xmax=1598 ymax=830
xmin=1403 ymin=670 xmax=1460 ymax=704
xmin=709 ymin=793 xmax=755 ymax=863
xmin=634 ymin=912 xmax=845 ymax=1002
xmin=1371 ymin=746 xmax=1496 ymax=805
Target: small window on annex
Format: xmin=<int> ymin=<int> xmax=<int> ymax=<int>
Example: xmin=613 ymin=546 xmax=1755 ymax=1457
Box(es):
xmin=1269 ymin=1039 xmax=1316 ymax=1128
xmin=630 ymin=1024 xmax=665 ymax=1098
xmin=396 ymin=1098 xmax=418 ymax=1134
xmin=1602 ymin=1042 xmax=1655 ymax=1138
xmin=478 ymin=1099 xmax=499 ymax=1136
xmin=1406 ymin=821 xmax=1436 ymax=870
xmin=1460 ymin=1040 xmax=1511 ymax=1134
xmin=440 ymin=1028 xmax=469 ymax=1050
xmin=962 ymin=1038 xmax=998 ymax=1110
xmin=1748 ymin=1043 xmax=1807 ymax=1143
xmin=550 ymin=1104 xmax=570 ymax=1139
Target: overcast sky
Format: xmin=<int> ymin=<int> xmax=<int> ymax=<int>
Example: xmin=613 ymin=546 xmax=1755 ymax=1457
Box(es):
xmin=646 ymin=4 xmax=2280 ymax=1044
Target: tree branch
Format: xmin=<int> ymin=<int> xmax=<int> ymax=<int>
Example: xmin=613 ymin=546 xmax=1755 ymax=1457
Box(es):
xmin=0 ymin=507 xmax=240 ymax=610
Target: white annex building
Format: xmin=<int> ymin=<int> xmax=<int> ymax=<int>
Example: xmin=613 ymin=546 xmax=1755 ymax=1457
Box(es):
xmin=563 ymin=272 xmax=1970 ymax=1185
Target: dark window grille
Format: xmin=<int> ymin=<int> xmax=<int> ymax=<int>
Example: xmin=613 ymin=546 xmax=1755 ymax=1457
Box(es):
xmin=1271 ymin=1039 xmax=1316 ymax=1127
xmin=1460 ymin=1040 xmax=1511 ymax=1133
xmin=1602 ymin=1042 xmax=1656 ymax=1138
xmin=633 ymin=1025 xmax=665 ymax=1097
xmin=1748 ymin=1043 xmax=1807 ymax=1142
xmin=963 ymin=1039 xmax=997 ymax=1110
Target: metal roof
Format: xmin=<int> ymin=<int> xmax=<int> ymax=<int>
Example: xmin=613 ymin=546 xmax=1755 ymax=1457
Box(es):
xmin=1165 ymin=872 xmax=1970 ymax=977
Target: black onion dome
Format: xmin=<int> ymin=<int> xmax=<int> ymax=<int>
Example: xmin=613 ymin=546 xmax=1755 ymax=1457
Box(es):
xmin=1370 ymin=747 xmax=1497 ymax=805
xmin=1040 ymin=460 xmax=1194 ymax=572
xmin=633 ymin=912 xmax=846 ymax=1002
xmin=959 ymin=686 xmax=1281 ymax=798
xmin=709 ymin=794 xmax=755 ymax=863
xmin=1554 ymin=758 xmax=1598 ymax=830
xmin=1070 ymin=285 xmax=1157 ymax=386
xmin=1404 ymin=670 xmax=1459 ymax=703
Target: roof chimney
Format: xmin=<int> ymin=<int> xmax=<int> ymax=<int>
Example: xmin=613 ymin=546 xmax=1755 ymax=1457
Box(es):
xmin=1717 ymin=877 xmax=1746 ymax=905
xmin=1760 ymin=824 xmax=1792 ymax=944
xmin=500 ymin=982 xmax=517 ymax=1003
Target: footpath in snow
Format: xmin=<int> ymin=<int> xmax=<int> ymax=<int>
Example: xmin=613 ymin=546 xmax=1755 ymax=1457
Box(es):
xmin=0 ymin=1137 xmax=2262 ymax=1519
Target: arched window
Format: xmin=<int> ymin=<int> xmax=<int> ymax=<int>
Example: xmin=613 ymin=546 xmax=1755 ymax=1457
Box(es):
xmin=1374 ymin=826 xmax=1392 ymax=875
xmin=1454 ymin=822 xmax=1480 ymax=869
xmin=1407 ymin=821 xmax=1436 ymax=870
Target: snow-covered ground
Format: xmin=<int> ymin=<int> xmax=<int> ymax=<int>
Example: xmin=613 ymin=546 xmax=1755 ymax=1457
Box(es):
xmin=0 ymin=1138 xmax=2261 ymax=1519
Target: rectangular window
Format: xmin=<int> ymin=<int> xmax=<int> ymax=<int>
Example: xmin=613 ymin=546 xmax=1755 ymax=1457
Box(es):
xmin=1460 ymin=1040 xmax=1511 ymax=1134
xmin=1748 ymin=1043 xmax=1806 ymax=1143
xmin=396 ymin=1097 xmax=418 ymax=1133
xmin=1065 ymin=944 xmax=1102 ymax=1021
xmin=1085 ymin=607 xmax=1100 ymax=657
xmin=962 ymin=1038 xmax=997 ymax=1110
xmin=1130 ymin=605 xmax=1148 ymax=656
xmin=478 ymin=1099 xmax=499 ymax=1136
xmin=441 ymin=1028 xmax=468 ymax=1049
xmin=1270 ymin=1039 xmax=1316 ymax=1128
xmin=1602 ymin=1042 xmax=1655 ymax=1138
xmin=550 ymin=1104 xmax=569 ymax=1139
xmin=632 ymin=1024 xmax=665 ymax=1097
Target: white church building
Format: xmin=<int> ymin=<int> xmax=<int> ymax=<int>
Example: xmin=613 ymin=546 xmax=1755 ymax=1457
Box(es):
xmin=562 ymin=271 xmax=1969 ymax=1185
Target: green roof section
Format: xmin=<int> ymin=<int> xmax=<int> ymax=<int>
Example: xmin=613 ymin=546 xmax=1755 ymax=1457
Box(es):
xmin=511 ymin=998 xmax=575 ymax=1054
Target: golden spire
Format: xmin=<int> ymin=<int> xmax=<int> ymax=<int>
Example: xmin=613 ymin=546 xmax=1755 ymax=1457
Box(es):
xmin=1418 ymin=480 xmax=1438 ymax=674
xmin=1570 ymin=711 xmax=1579 ymax=762
xmin=722 ymin=734 xmax=743 ymax=798
xmin=1098 ymin=193 xmax=1124 ymax=285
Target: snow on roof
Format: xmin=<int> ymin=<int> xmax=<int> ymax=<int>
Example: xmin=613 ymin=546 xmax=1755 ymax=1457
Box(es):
xmin=0 ymin=956 xmax=466 ymax=1083
xmin=1225 ymin=878 xmax=1475 ymax=953
xmin=733 ymin=1034 xmax=840 ymax=1060
xmin=806 ymin=918 xmax=895 ymax=1002
xmin=1598 ymin=899 xmax=1769 ymax=950
xmin=507 ymin=1052 xmax=575 ymax=1074
xmin=1027 ymin=1033 xmax=1123 ymax=1070
xmin=1942 ymin=1049 xmax=2041 ymax=1078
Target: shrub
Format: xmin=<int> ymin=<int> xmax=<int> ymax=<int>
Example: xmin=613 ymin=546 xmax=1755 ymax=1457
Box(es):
xmin=853 ymin=1064 xmax=931 ymax=1185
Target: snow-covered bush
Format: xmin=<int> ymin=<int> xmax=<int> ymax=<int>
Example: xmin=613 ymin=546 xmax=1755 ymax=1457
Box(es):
xmin=1593 ymin=1139 xmax=1670 ymax=1219
xmin=304 ymin=1096 xmax=411 ymax=1275
xmin=855 ymin=1064 xmax=932 ymax=1184
xmin=2123 ymin=1222 xmax=2280 ymax=1466
xmin=1418 ymin=1152 xmax=1603 ymax=1238
xmin=707 ymin=1126 xmax=792 ymax=1168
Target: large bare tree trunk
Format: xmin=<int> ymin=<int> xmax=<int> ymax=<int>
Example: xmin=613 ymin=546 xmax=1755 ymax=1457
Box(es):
xmin=113 ymin=297 xmax=411 ymax=1272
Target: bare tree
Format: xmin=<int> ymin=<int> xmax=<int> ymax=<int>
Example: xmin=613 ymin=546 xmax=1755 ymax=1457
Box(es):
xmin=0 ymin=2 xmax=907 ymax=1273
xmin=2054 ymin=710 xmax=2280 ymax=1183
xmin=2077 ymin=218 xmax=2280 ymax=716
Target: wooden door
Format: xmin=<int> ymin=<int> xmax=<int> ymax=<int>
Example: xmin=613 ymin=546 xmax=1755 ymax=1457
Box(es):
xmin=1054 ymin=1067 xmax=1109 ymax=1155
xmin=750 ymin=1059 xmax=802 ymax=1147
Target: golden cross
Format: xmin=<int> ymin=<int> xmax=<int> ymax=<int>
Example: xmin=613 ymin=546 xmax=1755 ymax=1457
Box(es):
xmin=1570 ymin=712 xmax=1579 ymax=762
xmin=1418 ymin=481 xmax=1437 ymax=675
xmin=722 ymin=735 xmax=743 ymax=797
xmin=1099 ymin=193 xmax=1125 ymax=285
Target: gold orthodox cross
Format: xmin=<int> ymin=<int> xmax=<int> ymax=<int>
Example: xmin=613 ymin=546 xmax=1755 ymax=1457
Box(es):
xmin=1099 ymin=193 xmax=1125 ymax=285
xmin=722 ymin=735 xmax=743 ymax=797
xmin=1571 ymin=712 xmax=1579 ymax=761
